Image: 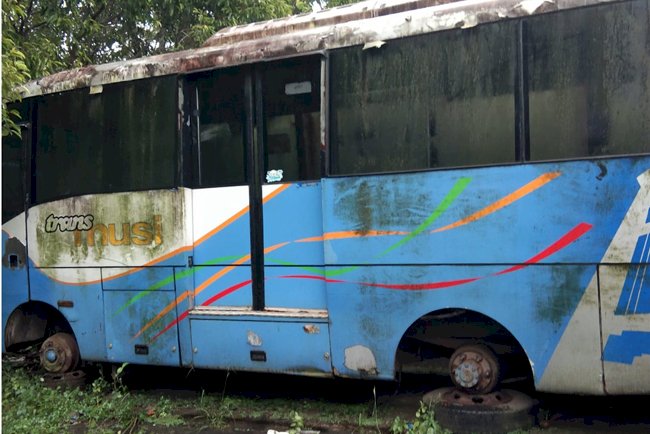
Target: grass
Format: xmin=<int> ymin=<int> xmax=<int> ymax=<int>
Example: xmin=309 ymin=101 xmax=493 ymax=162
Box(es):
xmin=1 ymin=358 xmax=412 ymax=434
xmin=2 ymin=362 xmax=185 ymax=434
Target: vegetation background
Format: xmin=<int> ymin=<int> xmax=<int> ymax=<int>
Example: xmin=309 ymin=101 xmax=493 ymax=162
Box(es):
xmin=1 ymin=0 xmax=358 ymax=135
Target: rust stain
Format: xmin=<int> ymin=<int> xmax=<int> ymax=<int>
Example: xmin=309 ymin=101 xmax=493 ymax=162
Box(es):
xmin=202 ymin=0 xmax=456 ymax=48
xmin=19 ymin=0 xmax=601 ymax=99
xmin=303 ymin=324 xmax=320 ymax=334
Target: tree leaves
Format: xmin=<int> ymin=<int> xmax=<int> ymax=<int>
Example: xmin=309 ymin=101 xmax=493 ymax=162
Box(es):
xmin=1 ymin=0 xmax=360 ymax=135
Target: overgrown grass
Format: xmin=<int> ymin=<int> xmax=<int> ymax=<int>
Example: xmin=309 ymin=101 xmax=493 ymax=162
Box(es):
xmin=2 ymin=363 xmax=184 ymax=434
xmin=2 ymin=360 xmax=449 ymax=433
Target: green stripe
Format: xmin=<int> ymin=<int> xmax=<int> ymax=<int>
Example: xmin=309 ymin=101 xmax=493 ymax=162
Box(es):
xmin=379 ymin=177 xmax=471 ymax=256
xmin=111 ymin=254 xmax=245 ymax=317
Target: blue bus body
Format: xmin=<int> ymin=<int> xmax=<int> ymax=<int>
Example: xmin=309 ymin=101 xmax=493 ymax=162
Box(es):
xmin=3 ymin=0 xmax=649 ymax=395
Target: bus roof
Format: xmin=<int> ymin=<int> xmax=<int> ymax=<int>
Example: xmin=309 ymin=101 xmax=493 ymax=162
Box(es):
xmin=21 ymin=0 xmax=613 ymax=98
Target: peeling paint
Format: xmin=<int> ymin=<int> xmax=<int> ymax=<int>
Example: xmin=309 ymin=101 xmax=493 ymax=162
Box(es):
xmin=514 ymin=0 xmax=556 ymax=15
xmin=19 ymin=0 xmax=613 ymax=98
xmin=344 ymin=345 xmax=378 ymax=374
xmin=303 ymin=324 xmax=320 ymax=334
xmin=247 ymin=330 xmax=263 ymax=346
xmin=2 ymin=238 xmax=26 ymax=269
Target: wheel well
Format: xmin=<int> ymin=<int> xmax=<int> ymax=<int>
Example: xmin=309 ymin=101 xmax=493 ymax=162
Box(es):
xmin=395 ymin=308 xmax=533 ymax=388
xmin=4 ymin=301 xmax=74 ymax=352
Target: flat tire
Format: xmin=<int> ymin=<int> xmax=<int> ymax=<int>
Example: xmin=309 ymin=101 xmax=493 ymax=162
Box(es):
xmin=423 ymin=387 xmax=537 ymax=434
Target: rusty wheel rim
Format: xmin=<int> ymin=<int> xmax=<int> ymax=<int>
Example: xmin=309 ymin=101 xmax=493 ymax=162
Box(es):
xmin=39 ymin=333 xmax=80 ymax=373
xmin=449 ymin=344 xmax=500 ymax=394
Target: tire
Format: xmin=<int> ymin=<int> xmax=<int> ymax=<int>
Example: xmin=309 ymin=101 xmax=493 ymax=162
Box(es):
xmin=423 ymin=387 xmax=537 ymax=434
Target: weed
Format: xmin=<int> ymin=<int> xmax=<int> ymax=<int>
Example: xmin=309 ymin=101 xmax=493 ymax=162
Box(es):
xmin=289 ymin=410 xmax=305 ymax=433
xmin=390 ymin=401 xmax=450 ymax=434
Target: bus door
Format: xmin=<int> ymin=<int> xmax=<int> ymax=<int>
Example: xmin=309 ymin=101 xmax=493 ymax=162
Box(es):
xmin=187 ymin=55 xmax=331 ymax=374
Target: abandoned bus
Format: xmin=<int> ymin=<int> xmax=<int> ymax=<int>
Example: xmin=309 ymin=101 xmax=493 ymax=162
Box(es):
xmin=2 ymin=0 xmax=649 ymax=395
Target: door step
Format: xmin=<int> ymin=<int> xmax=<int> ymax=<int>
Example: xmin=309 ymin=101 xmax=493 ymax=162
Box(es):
xmin=189 ymin=305 xmax=328 ymax=319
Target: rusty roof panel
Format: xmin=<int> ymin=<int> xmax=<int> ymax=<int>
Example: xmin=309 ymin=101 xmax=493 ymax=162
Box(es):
xmin=21 ymin=0 xmax=618 ymax=98
xmin=202 ymin=0 xmax=457 ymax=48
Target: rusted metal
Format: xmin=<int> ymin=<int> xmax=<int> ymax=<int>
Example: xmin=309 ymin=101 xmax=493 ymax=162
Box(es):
xmin=39 ymin=332 xmax=80 ymax=373
xmin=21 ymin=0 xmax=617 ymax=98
xmin=191 ymin=306 xmax=329 ymax=318
xmin=449 ymin=344 xmax=500 ymax=394
xmin=202 ymin=0 xmax=457 ymax=48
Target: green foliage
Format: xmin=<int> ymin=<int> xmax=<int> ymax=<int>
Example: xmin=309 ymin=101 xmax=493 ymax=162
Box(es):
xmin=313 ymin=0 xmax=361 ymax=9
xmin=1 ymin=0 xmax=363 ymax=135
xmin=4 ymin=362 xmax=413 ymax=433
xmin=3 ymin=0 xmax=312 ymax=79
xmin=2 ymin=0 xmax=30 ymax=137
xmin=289 ymin=410 xmax=305 ymax=433
xmin=1 ymin=363 xmax=183 ymax=434
xmin=390 ymin=401 xmax=450 ymax=434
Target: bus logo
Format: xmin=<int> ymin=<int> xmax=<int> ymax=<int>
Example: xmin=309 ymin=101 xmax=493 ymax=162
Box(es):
xmin=43 ymin=214 xmax=163 ymax=247
xmin=44 ymin=214 xmax=94 ymax=233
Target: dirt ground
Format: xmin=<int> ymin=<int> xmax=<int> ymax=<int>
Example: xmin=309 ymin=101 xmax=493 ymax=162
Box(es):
xmin=112 ymin=366 xmax=650 ymax=434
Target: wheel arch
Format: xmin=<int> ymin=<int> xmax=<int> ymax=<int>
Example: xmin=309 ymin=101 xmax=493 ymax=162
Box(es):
xmin=394 ymin=307 xmax=534 ymax=389
xmin=4 ymin=301 xmax=75 ymax=351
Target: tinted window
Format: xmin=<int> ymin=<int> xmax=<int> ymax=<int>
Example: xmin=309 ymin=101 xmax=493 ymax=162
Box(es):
xmin=330 ymin=22 xmax=516 ymax=175
xmin=34 ymin=76 xmax=177 ymax=204
xmin=2 ymin=102 xmax=28 ymax=223
xmin=192 ymin=68 xmax=247 ymax=188
xmin=262 ymin=56 xmax=321 ymax=183
xmin=528 ymin=0 xmax=650 ymax=160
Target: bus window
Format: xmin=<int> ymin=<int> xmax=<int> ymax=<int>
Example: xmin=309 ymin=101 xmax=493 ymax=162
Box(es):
xmin=192 ymin=68 xmax=247 ymax=188
xmin=330 ymin=21 xmax=516 ymax=175
xmin=2 ymin=102 xmax=28 ymax=223
xmin=34 ymin=77 xmax=177 ymax=204
xmin=528 ymin=0 xmax=650 ymax=160
xmin=262 ymin=56 xmax=321 ymax=183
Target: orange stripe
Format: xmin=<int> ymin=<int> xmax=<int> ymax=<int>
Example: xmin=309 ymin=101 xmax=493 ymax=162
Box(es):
xmin=194 ymin=208 xmax=250 ymax=246
xmin=264 ymin=242 xmax=290 ymax=254
xmin=134 ymin=243 xmax=290 ymax=339
xmin=297 ymin=230 xmax=408 ymax=243
xmin=132 ymin=186 xmax=292 ymax=339
xmin=192 ymin=244 xmax=289 ymax=296
xmin=132 ymin=290 xmax=190 ymax=340
xmin=194 ymin=184 xmax=289 ymax=246
xmin=46 ymin=185 xmax=293 ymax=287
xmin=432 ymin=172 xmax=561 ymax=233
xmin=193 ymin=261 xmax=248 ymax=295
xmin=262 ymin=184 xmax=291 ymax=204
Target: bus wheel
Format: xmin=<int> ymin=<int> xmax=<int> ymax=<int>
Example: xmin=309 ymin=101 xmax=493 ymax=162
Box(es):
xmin=39 ymin=333 xmax=80 ymax=374
xmin=449 ymin=344 xmax=499 ymax=394
xmin=424 ymin=387 xmax=537 ymax=434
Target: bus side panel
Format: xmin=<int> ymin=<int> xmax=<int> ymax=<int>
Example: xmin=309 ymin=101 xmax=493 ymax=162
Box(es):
xmin=189 ymin=317 xmax=331 ymax=374
xmin=325 ymin=264 xmax=598 ymax=382
xmin=24 ymin=189 xmax=191 ymax=365
xmin=542 ymin=170 xmax=650 ymax=394
xmin=263 ymin=182 xmax=327 ymax=310
xmin=104 ymin=289 xmax=180 ymax=366
xmin=322 ymin=157 xmax=649 ymax=392
xmin=28 ymin=267 xmax=106 ymax=361
xmin=2 ymin=216 xmax=30 ymax=351
xmin=192 ymin=186 xmax=253 ymax=307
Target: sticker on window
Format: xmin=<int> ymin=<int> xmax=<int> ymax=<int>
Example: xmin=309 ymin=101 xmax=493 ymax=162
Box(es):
xmin=266 ymin=169 xmax=284 ymax=183
xmin=285 ymin=81 xmax=311 ymax=95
